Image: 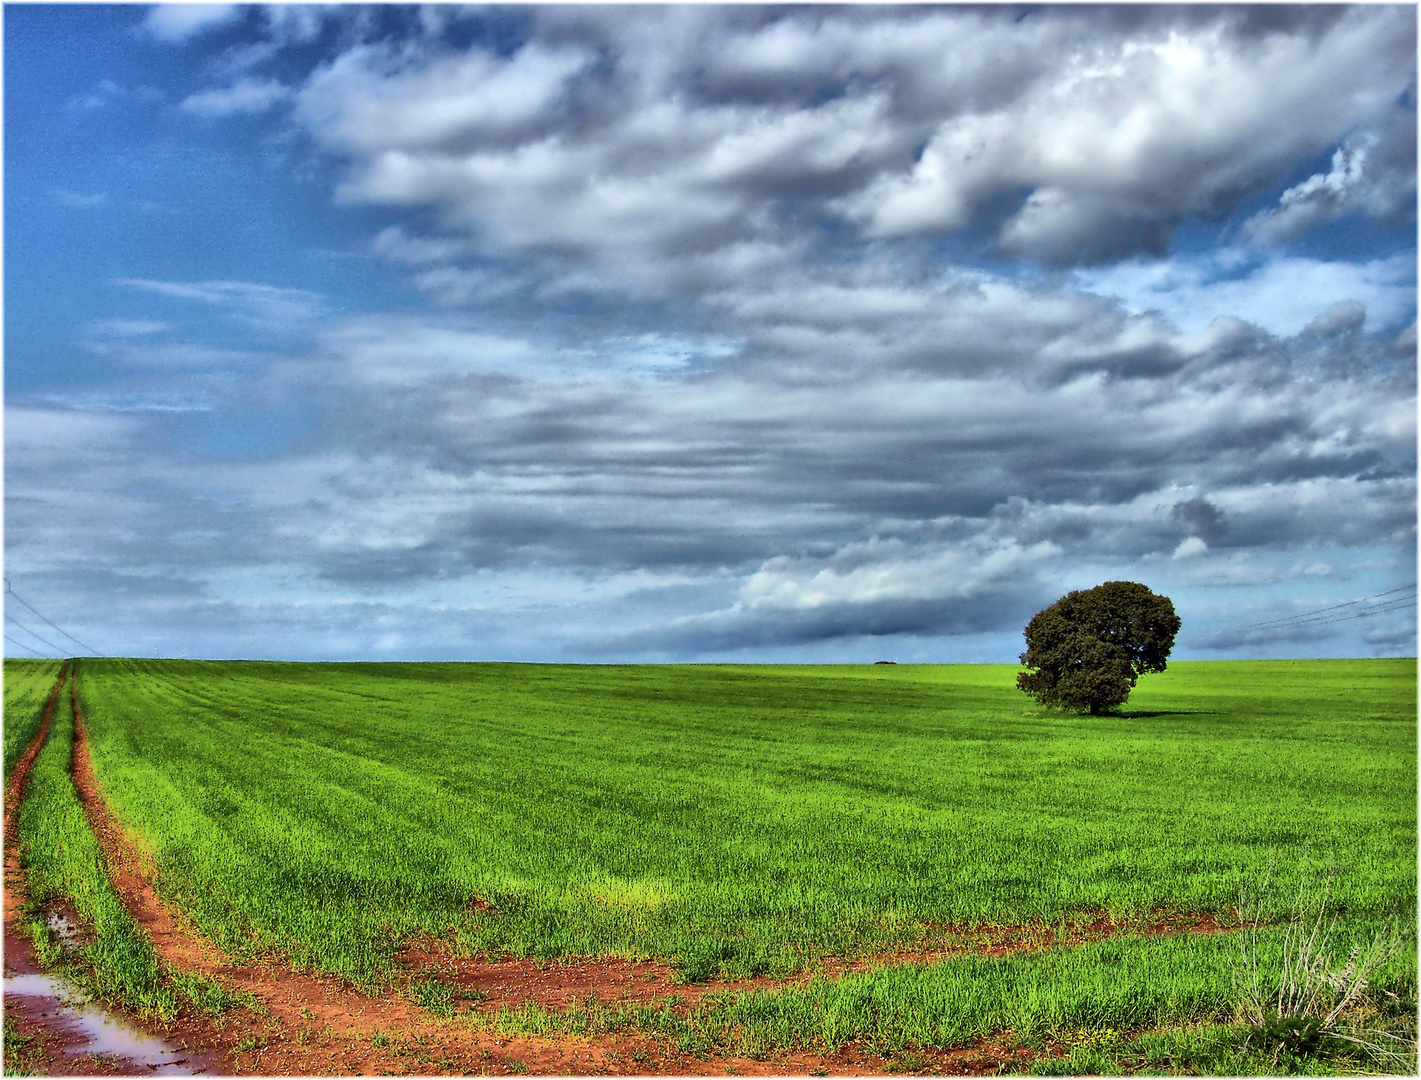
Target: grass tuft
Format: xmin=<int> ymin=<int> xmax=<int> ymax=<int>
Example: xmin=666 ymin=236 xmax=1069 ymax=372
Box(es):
xmin=409 ymin=979 xmax=457 ymax=1017
xmin=1233 ymin=871 xmax=1416 ymax=1073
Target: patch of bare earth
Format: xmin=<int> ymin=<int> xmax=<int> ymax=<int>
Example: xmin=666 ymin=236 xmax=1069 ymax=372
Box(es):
xmin=395 ymin=909 xmax=1248 ymax=1017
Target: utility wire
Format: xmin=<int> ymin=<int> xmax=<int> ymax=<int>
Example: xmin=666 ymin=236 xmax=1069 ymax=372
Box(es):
xmin=3 ymin=634 xmax=51 ymax=658
xmin=4 ymin=612 xmax=70 ymax=658
xmin=1236 ymin=584 xmax=1417 ymax=631
xmin=3 ymin=580 xmax=97 ymax=655
xmin=1275 ymin=597 xmax=1417 ymax=630
xmin=1216 ymin=597 xmax=1417 ymax=642
xmin=1246 ymin=596 xmax=1418 ymax=633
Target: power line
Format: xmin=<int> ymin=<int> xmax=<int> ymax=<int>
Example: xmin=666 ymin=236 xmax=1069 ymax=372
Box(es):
xmin=1279 ymin=597 xmax=1417 ymax=631
xmin=1243 ymin=596 xmax=1418 ymax=635
xmin=1236 ymin=584 xmax=1417 ymax=631
xmin=4 ymin=612 xmax=70 ymax=658
xmin=1217 ymin=597 xmax=1417 ymax=643
xmin=3 ymin=580 xmax=96 ymax=655
xmin=3 ymin=633 xmax=51 ymax=658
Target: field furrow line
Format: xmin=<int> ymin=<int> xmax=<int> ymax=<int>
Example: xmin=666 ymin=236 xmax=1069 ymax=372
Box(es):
xmin=68 ymin=676 xmax=229 ymax=975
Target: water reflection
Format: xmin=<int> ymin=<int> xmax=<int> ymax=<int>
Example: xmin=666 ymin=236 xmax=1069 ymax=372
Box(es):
xmin=4 ymin=971 xmax=197 ymax=1074
xmin=44 ymin=910 xmax=83 ymax=949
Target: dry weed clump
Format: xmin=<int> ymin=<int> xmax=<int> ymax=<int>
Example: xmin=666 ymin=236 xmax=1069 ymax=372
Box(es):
xmin=1233 ymin=872 xmax=1415 ymax=1073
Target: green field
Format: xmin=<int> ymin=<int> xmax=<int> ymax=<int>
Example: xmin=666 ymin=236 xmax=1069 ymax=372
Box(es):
xmin=3 ymin=658 xmax=62 ymax=779
xmin=18 ymin=657 xmax=1420 ymax=1070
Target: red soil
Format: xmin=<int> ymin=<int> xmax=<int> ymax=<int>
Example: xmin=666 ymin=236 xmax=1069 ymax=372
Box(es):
xmin=4 ymin=664 xmax=71 ymax=970
xmin=395 ymin=910 xmax=1247 ymax=1017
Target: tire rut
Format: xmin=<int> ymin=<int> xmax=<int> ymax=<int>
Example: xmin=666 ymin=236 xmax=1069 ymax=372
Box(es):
xmin=5 ymin=661 xmax=72 ymax=963
xmin=4 ymin=663 xmax=197 ymax=1076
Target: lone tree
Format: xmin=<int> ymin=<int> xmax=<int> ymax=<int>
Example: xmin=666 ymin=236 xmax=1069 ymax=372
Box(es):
xmin=1017 ymin=581 xmax=1180 ymax=714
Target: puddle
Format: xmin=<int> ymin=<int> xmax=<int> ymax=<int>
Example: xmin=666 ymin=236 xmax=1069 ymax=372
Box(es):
xmin=4 ymin=971 xmax=198 ymax=1074
xmin=45 ymin=908 xmax=85 ymax=950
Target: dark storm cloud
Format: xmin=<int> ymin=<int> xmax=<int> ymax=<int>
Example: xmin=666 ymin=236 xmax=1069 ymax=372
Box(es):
xmin=1172 ymin=498 xmax=1229 ymax=545
xmin=591 ymin=586 xmax=1051 ymax=656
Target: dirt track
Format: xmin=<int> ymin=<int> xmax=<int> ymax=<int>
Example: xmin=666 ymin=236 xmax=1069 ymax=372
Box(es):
xmin=395 ymin=909 xmax=1245 ymax=1021
xmin=2 ymin=663 xmax=152 ymax=1076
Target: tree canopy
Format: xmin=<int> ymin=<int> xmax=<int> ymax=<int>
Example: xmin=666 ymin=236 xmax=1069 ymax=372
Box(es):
xmin=1017 ymin=581 xmax=1181 ymax=714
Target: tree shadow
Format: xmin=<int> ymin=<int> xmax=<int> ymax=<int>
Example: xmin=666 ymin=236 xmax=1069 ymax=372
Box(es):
xmin=1115 ymin=708 xmax=1219 ymax=719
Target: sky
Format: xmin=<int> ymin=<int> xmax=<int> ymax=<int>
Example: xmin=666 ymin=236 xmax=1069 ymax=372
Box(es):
xmin=3 ymin=3 xmax=1416 ymax=664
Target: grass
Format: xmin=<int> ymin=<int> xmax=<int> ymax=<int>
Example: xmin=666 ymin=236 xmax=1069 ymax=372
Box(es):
xmin=1028 ymin=1014 xmax=1419 ymax=1076
xmin=63 ymin=657 xmax=1417 ymax=1067
xmin=16 ymin=674 xmax=178 ymax=1017
xmin=2 ymin=1012 xmax=50 ymax=1077
xmin=3 ymin=658 xmax=64 ymax=779
xmin=14 ymin=670 xmax=249 ymax=1023
xmin=484 ymin=928 xmax=1412 ymax=1065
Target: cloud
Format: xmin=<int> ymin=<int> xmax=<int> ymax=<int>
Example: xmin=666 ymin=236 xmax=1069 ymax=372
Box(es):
xmin=1303 ymin=301 xmax=1367 ymax=338
xmin=89 ymin=319 xmax=171 ymax=337
xmin=141 ymin=4 xmax=243 ymax=44
xmin=1171 ymin=496 xmax=1228 ymax=544
xmin=82 ymin=340 xmax=267 ymax=370
xmin=1076 ymin=251 xmax=1417 ymax=337
xmin=1172 ymin=536 xmax=1209 ymax=560
xmin=590 ymin=535 xmax=1063 ymax=654
xmin=52 ymin=190 xmax=109 ymax=209
xmin=298 ymin=40 xmax=595 ymax=151
xmin=5 ymin=406 xmax=136 ymax=455
xmin=1244 ymin=121 xmax=1417 ymax=246
xmin=66 ymin=79 xmax=123 ymax=111
xmin=738 ymin=537 xmax=1061 ymax=614
xmin=181 ymin=77 xmax=289 ymax=118
xmin=314 ymin=315 xmax=732 ymax=386
xmin=280 ymin=5 xmax=1414 ymax=294
xmin=371 ymin=227 xmax=480 ymax=266
xmin=114 ymin=278 xmax=327 ymax=330
xmin=261 ymin=5 xmax=325 ymax=46
xmin=840 ymin=9 xmax=1414 ymax=263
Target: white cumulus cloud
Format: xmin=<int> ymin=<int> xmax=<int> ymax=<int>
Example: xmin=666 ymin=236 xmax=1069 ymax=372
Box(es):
xmin=141 ymin=4 xmax=242 ymax=43
xmin=181 ymin=77 xmax=289 ymax=118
